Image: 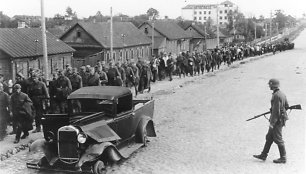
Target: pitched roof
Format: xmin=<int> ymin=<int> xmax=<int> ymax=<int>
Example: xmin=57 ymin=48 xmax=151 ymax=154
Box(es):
xmin=140 ymin=20 xmax=191 ymax=40
xmin=220 ymin=0 xmax=235 ymax=5
xmin=153 ymin=37 xmax=166 ymax=49
xmin=182 ymin=4 xmax=216 ymax=9
xmin=0 ymin=28 xmax=75 ymax=58
xmin=63 ymin=22 xmax=151 ymax=49
xmin=183 ymin=24 xmax=207 ymax=39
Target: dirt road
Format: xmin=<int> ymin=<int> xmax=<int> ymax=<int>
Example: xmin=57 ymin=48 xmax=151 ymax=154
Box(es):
xmin=109 ymin=30 xmax=306 ymax=174
xmin=1 ymin=31 xmax=305 ymax=174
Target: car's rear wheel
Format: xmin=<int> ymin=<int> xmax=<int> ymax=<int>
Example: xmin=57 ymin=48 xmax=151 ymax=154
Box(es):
xmin=140 ymin=126 xmax=148 ymax=147
xmin=93 ymin=160 xmax=106 ymax=174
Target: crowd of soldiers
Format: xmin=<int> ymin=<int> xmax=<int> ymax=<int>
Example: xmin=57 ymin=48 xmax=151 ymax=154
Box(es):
xmin=0 ymin=38 xmax=294 ymax=143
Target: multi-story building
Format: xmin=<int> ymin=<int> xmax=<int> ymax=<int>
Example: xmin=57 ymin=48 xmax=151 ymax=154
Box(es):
xmin=181 ymin=0 xmax=238 ymax=26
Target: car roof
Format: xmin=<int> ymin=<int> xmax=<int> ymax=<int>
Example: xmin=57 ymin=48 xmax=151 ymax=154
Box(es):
xmin=68 ymin=86 xmax=132 ymax=100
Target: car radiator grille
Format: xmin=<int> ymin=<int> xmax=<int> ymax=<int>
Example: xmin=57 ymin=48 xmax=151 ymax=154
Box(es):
xmin=58 ymin=129 xmax=79 ymax=160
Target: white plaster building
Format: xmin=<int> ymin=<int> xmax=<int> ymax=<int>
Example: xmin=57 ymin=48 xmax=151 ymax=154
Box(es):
xmin=181 ymin=0 xmax=238 ymax=26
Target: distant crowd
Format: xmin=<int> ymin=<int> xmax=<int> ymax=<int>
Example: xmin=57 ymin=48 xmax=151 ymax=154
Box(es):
xmin=0 ymin=39 xmax=294 ymax=143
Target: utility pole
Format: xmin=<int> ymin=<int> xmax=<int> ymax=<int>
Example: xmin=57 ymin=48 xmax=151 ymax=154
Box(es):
xmin=151 ymin=14 xmax=155 ymax=58
xmin=265 ymin=23 xmax=267 ymax=37
xmin=254 ymin=23 xmax=256 ymax=40
xmin=216 ymin=3 xmax=219 ymax=48
xmin=40 ymin=0 xmax=48 ymax=82
xmin=270 ymin=10 xmax=272 ymax=42
xmin=110 ymin=7 xmax=113 ymax=63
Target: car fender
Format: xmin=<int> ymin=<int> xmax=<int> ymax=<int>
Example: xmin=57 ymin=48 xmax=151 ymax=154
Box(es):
xmin=29 ymin=139 xmax=58 ymax=166
xmin=76 ymin=142 xmax=125 ymax=168
xmin=136 ymin=116 xmax=156 ymax=143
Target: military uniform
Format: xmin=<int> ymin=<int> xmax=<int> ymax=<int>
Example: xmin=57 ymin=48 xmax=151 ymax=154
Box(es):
xmin=27 ymin=77 xmax=49 ymax=132
xmin=68 ymin=73 xmax=83 ymax=92
xmin=107 ymin=67 xmax=121 ymax=86
xmin=11 ymin=84 xmax=33 ymax=143
xmin=87 ymin=73 xmax=100 ymax=86
xmin=54 ymin=75 xmax=72 ymax=113
xmin=254 ymin=79 xmax=289 ymax=163
xmin=0 ymin=90 xmax=10 ymax=140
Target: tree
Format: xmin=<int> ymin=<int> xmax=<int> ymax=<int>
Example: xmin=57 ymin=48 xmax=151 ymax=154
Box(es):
xmin=65 ymin=6 xmax=78 ymax=21
xmin=146 ymin=8 xmax=159 ymax=18
xmin=273 ymin=9 xmax=287 ymax=30
xmin=53 ymin=13 xmax=65 ymax=25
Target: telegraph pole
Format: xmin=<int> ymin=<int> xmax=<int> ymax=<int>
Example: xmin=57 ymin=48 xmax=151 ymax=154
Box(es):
xmin=151 ymin=14 xmax=155 ymax=57
xmin=270 ymin=10 xmax=272 ymax=42
xmin=216 ymin=3 xmax=219 ymax=48
xmin=40 ymin=0 xmax=48 ymax=82
xmin=254 ymin=23 xmax=256 ymax=40
xmin=110 ymin=7 xmax=113 ymax=62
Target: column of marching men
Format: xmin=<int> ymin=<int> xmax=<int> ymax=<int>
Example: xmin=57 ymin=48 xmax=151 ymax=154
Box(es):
xmin=0 ymin=39 xmax=294 ymax=143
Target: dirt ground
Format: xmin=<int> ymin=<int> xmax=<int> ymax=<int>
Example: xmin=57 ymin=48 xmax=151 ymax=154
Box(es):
xmin=107 ymin=31 xmax=306 ymax=174
xmin=0 ymin=31 xmax=305 ymax=174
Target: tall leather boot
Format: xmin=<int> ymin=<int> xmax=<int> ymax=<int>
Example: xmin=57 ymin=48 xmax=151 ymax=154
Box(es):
xmin=273 ymin=144 xmax=286 ymax=163
xmin=253 ymin=140 xmax=273 ymax=161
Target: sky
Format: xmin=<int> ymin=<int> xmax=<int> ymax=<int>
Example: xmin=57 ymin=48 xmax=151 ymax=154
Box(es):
xmin=0 ymin=0 xmax=305 ymax=19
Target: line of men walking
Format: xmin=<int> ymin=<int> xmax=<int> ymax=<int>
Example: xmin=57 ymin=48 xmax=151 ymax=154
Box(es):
xmin=0 ymin=39 xmax=293 ymax=143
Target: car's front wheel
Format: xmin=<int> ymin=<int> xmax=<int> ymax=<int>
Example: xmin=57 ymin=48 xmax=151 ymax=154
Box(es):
xmin=93 ymin=160 xmax=106 ymax=174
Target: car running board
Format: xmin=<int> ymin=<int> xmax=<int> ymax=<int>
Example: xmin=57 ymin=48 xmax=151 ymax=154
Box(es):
xmin=118 ymin=143 xmax=144 ymax=158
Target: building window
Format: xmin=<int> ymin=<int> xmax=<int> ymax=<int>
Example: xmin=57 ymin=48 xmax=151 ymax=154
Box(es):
xmin=204 ymin=11 xmax=206 ymax=14
xmin=199 ymin=11 xmax=202 ymax=14
xmin=144 ymin=27 xmax=148 ymax=34
xmin=126 ymin=50 xmax=129 ymax=59
xmin=220 ymin=10 xmax=223 ymax=14
xmin=194 ymin=17 xmax=197 ymax=20
xmin=204 ymin=17 xmax=207 ymax=20
xmin=220 ymin=22 xmax=222 ymax=25
xmin=225 ymin=16 xmax=227 ymax=20
xmin=113 ymin=52 xmax=116 ymax=61
xmin=225 ymin=10 xmax=227 ymax=13
xmin=194 ymin=11 xmax=197 ymax=15
xmin=220 ymin=16 xmax=222 ymax=20
xmin=225 ymin=4 xmax=228 ymax=7
xmin=208 ymin=11 xmax=211 ymax=14
xmin=199 ymin=17 xmax=202 ymax=20
xmin=77 ymin=31 xmax=81 ymax=37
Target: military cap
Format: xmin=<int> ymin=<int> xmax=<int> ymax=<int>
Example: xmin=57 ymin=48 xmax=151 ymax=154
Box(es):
xmin=13 ymin=84 xmax=22 ymax=89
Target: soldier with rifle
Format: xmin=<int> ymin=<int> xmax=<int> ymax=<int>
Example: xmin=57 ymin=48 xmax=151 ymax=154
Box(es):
xmin=252 ymin=79 xmax=294 ymax=163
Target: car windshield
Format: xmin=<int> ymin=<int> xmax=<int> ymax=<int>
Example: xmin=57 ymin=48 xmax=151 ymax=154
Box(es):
xmin=68 ymin=98 xmax=113 ymax=116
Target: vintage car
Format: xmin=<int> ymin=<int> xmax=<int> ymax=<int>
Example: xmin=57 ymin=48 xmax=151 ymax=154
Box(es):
xmin=27 ymin=86 xmax=156 ymax=174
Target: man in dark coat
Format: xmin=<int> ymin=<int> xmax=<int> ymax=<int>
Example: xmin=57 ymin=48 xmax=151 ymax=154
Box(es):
xmin=68 ymin=68 xmax=83 ymax=92
xmin=139 ymin=62 xmax=152 ymax=93
xmin=0 ymin=83 xmax=10 ymax=140
xmin=107 ymin=62 xmax=121 ymax=86
xmin=54 ymin=70 xmax=72 ymax=113
xmin=176 ymin=53 xmax=185 ymax=78
xmin=87 ymin=67 xmax=100 ymax=86
xmin=166 ymin=55 xmax=174 ymax=81
xmin=253 ymin=79 xmax=289 ymax=163
xmin=11 ymin=84 xmax=33 ymax=143
xmin=27 ymin=73 xmax=49 ymax=132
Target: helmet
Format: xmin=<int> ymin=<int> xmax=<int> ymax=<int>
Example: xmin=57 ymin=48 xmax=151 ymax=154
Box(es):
xmin=268 ymin=78 xmax=280 ymax=88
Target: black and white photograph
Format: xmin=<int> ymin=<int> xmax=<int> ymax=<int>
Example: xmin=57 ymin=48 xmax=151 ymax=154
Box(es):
xmin=0 ymin=0 xmax=305 ymax=173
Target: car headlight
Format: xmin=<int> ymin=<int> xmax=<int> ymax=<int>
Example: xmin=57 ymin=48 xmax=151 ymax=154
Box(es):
xmin=45 ymin=131 xmax=55 ymax=142
xmin=77 ymin=132 xmax=87 ymax=144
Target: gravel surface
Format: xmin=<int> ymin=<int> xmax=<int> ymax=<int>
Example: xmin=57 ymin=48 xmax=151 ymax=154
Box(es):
xmin=108 ymin=31 xmax=306 ymax=174
xmin=0 ymin=31 xmax=305 ymax=174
